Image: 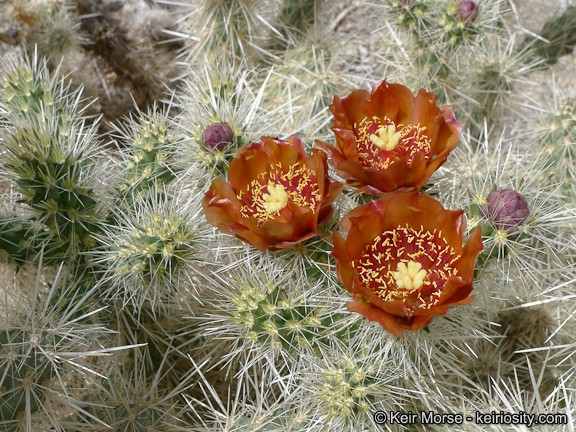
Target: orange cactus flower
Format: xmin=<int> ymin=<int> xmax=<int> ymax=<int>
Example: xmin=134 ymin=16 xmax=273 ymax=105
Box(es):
xmin=203 ymin=135 xmax=343 ymax=252
xmin=316 ymin=80 xmax=462 ymax=194
xmin=332 ymin=191 xmax=483 ymax=337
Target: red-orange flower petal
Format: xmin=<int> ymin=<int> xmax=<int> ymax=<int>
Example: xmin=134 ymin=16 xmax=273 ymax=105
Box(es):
xmin=332 ymin=90 xmax=371 ymax=130
xmin=347 ymin=294 xmax=405 ymax=338
xmin=318 ymin=80 xmax=462 ymax=194
xmin=333 ymin=191 xmax=484 ymax=337
xmin=203 ymin=135 xmax=342 ymax=252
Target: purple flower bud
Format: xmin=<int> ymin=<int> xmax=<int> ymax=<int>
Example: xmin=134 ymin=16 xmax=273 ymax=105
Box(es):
xmin=202 ymin=123 xmax=234 ymax=151
xmin=455 ymin=1 xmax=479 ymax=24
xmin=481 ymin=189 xmax=530 ymax=234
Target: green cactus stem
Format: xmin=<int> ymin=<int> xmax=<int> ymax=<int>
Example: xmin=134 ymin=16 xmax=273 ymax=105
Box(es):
xmin=0 ymin=330 xmax=56 ymax=430
xmin=530 ymin=6 xmax=576 ymax=65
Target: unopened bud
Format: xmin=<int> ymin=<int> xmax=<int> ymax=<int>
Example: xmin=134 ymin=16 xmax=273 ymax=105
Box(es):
xmin=481 ymin=189 xmax=529 ymax=234
xmin=398 ymin=0 xmax=414 ymax=6
xmin=455 ymin=1 xmax=479 ymax=24
xmin=202 ymin=123 xmax=234 ymax=151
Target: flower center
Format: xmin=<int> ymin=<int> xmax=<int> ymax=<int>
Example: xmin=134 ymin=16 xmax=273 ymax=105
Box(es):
xmin=352 ymin=225 xmax=460 ymax=315
xmin=393 ymin=261 xmax=427 ymax=290
xmin=237 ymin=163 xmax=322 ymax=226
xmin=370 ymin=124 xmax=402 ymax=151
xmin=353 ymin=116 xmax=431 ymax=170
xmin=262 ymin=183 xmax=288 ymax=213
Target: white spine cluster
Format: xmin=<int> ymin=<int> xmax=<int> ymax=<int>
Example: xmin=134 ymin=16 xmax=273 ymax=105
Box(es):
xmin=0 ymin=1 xmax=575 ymax=431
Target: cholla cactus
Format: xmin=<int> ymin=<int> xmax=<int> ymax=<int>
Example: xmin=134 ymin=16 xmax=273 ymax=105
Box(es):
xmin=528 ymin=5 xmax=576 ymax=66
xmin=96 ymin=185 xmax=214 ymax=314
xmin=191 ymin=257 xmax=359 ymax=372
xmin=1 ymin=1 xmax=576 ymax=431
xmin=374 ymin=0 xmax=541 ymax=130
xmin=294 ymin=341 xmax=408 ymax=430
xmin=530 ymin=81 xmax=576 ymax=197
xmin=67 ymin=359 xmax=193 ymax=431
xmin=0 ymin=52 xmax=110 ymax=266
xmin=453 ymin=134 xmax=575 ymax=285
xmin=24 ymin=2 xmax=82 ymax=64
xmin=0 ymin=265 xmax=124 ymax=431
xmin=270 ymin=0 xmax=321 ymax=49
xmin=0 ymin=1 xmax=81 ymax=64
xmin=112 ymin=105 xmax=183 ymax=206
xmin=176 ymin=0 xmax=282 ymax=62
xmin=176 ymin=59 xmax=290 ymax=184
xmin=266 ymin=36 xmax=354 ymax=142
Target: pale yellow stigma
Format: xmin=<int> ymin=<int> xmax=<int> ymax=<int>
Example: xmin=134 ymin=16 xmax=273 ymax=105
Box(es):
xmin=262 ymin=183 xmax=289 ymax=213
xmin=394 ymin=261 xmax=427 ymax=290
xmin=369 ymin=124 xmax=402 ymax=151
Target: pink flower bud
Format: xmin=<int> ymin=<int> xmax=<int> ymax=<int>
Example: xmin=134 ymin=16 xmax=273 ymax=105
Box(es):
xmin=481 ymin=189 xmax=530 ymax=234
xmin=455 ymin=1 xmax=479 ymax=24
xmin=202 ymin=123 xmax=234 ymax=151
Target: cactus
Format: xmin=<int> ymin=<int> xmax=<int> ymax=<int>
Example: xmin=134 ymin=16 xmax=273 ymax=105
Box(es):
xmin=375 ymin=0 xmax=537 ymax=130
xmin=67 ymin=362 xmax=192 ymax=432
xmin=291 ymin=336 xmax=415 ymax=431
xmin=113 ymin=107 xmax=182 ymax=207
xmin=0 ymin=1 xmax=575 ymax=431
xmin=266 ymin=37 xmax=352 ymax=142
xmin=270 ymin=0 xmax=321 ymax=50
xmin=0 ymin=265 xmax=127 ymax=431
xmin=96 ymin=187 xmax=211 ymax=313
xmin=529 ymin=6 xmax=576 ymax=66
xmin=0 ymin=329 xmax=56 ymax=430
xmin=0 ymin=1 xmax=80 ymax=64
xmin=176 ymin=59 xmax=284 ymax=182
xmin=179 ymin=0 xmax=281 ymax=62
xmin=535 ymin=94 xmax=576 ymax=195
xmin=0 ymin=54 xmax=108 ymax=267
xmin=192 ymin=258 xmax=360 ymax=372
xmin=0 ymin=218 xmax=42 ymax=266
xmin=24 ymin=2 xmax=81 ymax=65
xmin=72 ymin=0 xmax=179 ymax=108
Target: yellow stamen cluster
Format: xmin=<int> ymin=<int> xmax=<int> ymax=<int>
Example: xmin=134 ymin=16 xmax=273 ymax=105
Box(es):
xmin=394 ymin=261 xmax=427 ymax=290
xmin=370 ymin=124 xmax=402 ymax=151
xmin=238 ymin=163 xmax=322 ymax=225
xmin=354 ymin=116 xmax=431 ymax=169
xmin=262 ymin=183 xmax=289 ymax=213
xmin=352 ymin=225 xmax=461 ymax=312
